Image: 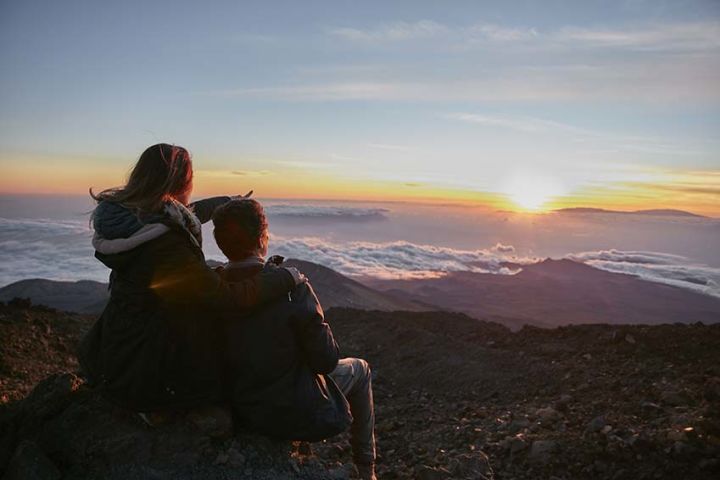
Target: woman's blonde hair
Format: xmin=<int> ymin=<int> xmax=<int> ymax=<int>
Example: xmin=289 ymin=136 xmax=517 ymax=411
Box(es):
xmin=90 ymin=143 xmax=193 ymax=213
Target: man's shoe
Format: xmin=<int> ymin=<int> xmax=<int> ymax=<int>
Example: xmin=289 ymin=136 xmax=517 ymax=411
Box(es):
xmin=357 ymin=463 xmax=377 ymax=480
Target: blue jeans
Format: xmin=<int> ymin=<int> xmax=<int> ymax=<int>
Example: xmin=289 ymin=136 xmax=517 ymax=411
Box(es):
xmin=329 ymin=358 xmax=376 ymax=465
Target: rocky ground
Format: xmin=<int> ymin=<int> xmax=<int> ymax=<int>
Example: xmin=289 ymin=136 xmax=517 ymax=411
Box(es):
xmin=2 ymin=300 xmax=719 ymax=479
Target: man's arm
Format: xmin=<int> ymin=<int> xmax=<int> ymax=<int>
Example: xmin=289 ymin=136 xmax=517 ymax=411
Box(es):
xmin=291 ymin=282 xmax=340 ymax=374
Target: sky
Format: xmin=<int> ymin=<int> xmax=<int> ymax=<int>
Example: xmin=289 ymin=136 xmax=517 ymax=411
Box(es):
xmin=1 ymin=0 xmax=719 ymax=214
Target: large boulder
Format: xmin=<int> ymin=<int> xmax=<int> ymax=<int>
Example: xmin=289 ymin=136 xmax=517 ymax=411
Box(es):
xmin=0 ymin=373 xmax=347 ymax=480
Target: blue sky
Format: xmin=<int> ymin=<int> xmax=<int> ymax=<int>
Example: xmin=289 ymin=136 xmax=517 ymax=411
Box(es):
xmin=1 ymin=0 xmax=719 ymax=212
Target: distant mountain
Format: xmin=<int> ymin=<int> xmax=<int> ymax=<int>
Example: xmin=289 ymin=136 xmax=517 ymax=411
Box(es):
xmin=283 ymin=259 xmax=426 ymax=311
xmin=364 ymin=258 xmax=720 ymax=329
xmin=0 ymin=259 xmax=423 ymax=315
xmin=556 ymin=207 xmax=706 ymax=218
xmin=0 ymin=279 xmax=109 ymax=314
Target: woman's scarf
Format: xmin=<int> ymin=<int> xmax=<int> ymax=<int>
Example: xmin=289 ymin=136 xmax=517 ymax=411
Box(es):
xmin=164 ymin=199 xmax=203 ymax=248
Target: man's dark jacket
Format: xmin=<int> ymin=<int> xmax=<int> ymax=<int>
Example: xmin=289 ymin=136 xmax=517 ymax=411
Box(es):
xmin=77 ymin=198 xmax=295 ymax=412
xmin=221 ymin=261 xmax=351 ymax=441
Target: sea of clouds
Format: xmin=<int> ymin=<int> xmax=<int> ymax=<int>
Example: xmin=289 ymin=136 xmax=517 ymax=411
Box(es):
xmin=567 ymin=249 xmax=720 ymax=299
xmin=1 ymin=209 xmax=719 ymax=299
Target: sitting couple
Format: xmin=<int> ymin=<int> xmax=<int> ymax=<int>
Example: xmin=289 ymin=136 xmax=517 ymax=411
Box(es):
xmin=78 ymin=144 xmax=376 ymax=480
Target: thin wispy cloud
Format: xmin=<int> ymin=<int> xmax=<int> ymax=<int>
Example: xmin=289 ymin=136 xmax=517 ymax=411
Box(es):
xmin=266 ymin=205 xmax=389 ymax=221
xmin=552 ymin=22 xmax=720 ymax=51
xmin=367 ymin=143 xmax=413 ymax=152
xmin=445 ymin=112 xmax=703 ymax=156
xmin=329 ymin=20 xmax=449 ymax=42
xmin=444 ymin=113 xmax=589 ymax=134
xmin=214 ymin=19 xmax=719 ymax=104
xmin=330 ymin=19 xmax=720 ymax=52
xmin=231 ymin=170 xmax=273 ymax=177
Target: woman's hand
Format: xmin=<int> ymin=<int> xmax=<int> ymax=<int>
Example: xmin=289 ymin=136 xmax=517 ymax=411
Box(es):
xmin=284 ymin=267 xmax=308 ymax=286
xmin=231 ymin=190 xmax=253 ymax=200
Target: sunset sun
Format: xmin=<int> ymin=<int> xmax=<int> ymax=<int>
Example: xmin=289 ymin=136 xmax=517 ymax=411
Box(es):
xmin=503 ymin=173 xmax=565 ymax=212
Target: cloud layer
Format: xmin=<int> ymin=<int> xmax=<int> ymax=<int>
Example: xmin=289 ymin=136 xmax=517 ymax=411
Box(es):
xmin=2 ymin=216 xmax=718 ymax=301
xmin=265 ymin=204 xmax=389 ymax=221
xmin=567 ymin=249 xmax=720 ymax=298
xmin=0 ymin=218 xmax=108 ymax=286
xmin=266 ymin=237 xmax=529 ymax=279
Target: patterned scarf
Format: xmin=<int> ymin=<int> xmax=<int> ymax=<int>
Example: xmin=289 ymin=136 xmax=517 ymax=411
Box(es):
xmin=164 ymin=199 xmax=203 ymax=248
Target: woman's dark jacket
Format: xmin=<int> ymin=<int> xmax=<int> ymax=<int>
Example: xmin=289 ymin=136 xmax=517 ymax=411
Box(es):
xmin=77 ymin=197 xmax=295 ymax=412
xmin=220 ymin=261 xmax=351 ymax=441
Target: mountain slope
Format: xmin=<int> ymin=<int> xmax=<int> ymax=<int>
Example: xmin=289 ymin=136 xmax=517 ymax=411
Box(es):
xmin=365 ymin=258 xmax=720 ymax=329
xmin=0 ymin=259 xmax=424 ymax=315
xmin=284 ymin=258 xmax=425 ymax=312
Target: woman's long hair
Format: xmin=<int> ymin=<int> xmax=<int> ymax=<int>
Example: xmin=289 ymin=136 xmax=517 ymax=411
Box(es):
xmin=90 ymin=143 xmax=193 ymax=213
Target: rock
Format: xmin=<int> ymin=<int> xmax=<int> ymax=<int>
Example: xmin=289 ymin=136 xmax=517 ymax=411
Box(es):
xmin=509 ymin=436 xmax=527 ymax=454
xmin=416 ymin=465 xmax=451 ymax=480
xmin=1 ymin=374 xmax=337 ymax=479
xmin=20 ymin=373 xmax=84 ymax=420
xmin=666 ymin=430 xmax=686 ymax=442
xmin=587 ymin=415 xmax=607 ymax=433
xmin=625 ymin=334 xmax=636 ymax=344
xmin=661 ymin=390 xmax=688 ymax=407
xmin=186 ymin=405 xmax=233 ymax=439
xmin=447 ymin=451 xmax=494 ymax=479
xmin=640 ymin=401 xmax=662 ymax=411
xmin=673 ymin=441 xmax=696 ymax=455
xmin=536 ymin=407 xmax=561 ymax=423
xmin=703 ymin=378 xmax=720 ymax=401
xmin=529 ymin=440 xmax=557 ymax=463
xmin=4 ymin=440 xmax=61 ymax=480
xmin=508 ymin=417 xmax=531 ymax=433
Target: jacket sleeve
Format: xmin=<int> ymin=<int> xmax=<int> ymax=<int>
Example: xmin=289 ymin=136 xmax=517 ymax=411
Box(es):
xmin=189 ymin=196 xmax=231 ymax=224
xmin=152 ymin=235 xmax=295 ymax=311
xmin=291 ymin=282 xmax=340 ymax=374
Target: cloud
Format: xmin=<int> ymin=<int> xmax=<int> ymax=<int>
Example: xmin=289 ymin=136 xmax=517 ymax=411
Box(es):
xmin=445 ymin=112 xmax=590 ymax=134
xmin=552 ymin=22 xmax=720 ymax=52
xmin=213 ymin=20 xmax=719 ymax=104
xmin=490 ymin=243 xmax=515 ymax=253
xmin=266 ymin=205 xmax=389 ymax=221
xmin=0 ymin=218 xmax=108 ymax=287
xmin=329 ymin=19 xmax=720 ymax=52
xmin=329 ymin=20 xmax=538 ymax=44
xmin=329 ymin=20 xmax=449 ymax=42
xmin=267 ymin=237 xmax=530 ymax=279
xmin=567 ymin=249 xmax=720 ymax=298
xmin=445 ymin=112 xmax=705 ymax=156
xmin=231 ymin=170 xmax=273 ymax=176
xmin=367 ymin=143 xmax=413 ymax=152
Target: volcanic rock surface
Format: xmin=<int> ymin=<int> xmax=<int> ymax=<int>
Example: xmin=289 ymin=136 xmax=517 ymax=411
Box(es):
xmin=2 ymin=301 xmax=719 ymax=479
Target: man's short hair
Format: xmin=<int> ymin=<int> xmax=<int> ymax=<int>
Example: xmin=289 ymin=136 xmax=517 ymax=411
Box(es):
xmin=212 ymin=199 xmax=268 ymax=261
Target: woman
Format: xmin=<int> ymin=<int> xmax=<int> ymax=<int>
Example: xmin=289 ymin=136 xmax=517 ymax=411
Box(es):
xmin=78 ymin=143 xmax=302 ymax=412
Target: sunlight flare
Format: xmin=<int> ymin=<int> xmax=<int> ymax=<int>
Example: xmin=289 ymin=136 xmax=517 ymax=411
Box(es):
xmin=502 ymin=172 xmax=566 ymax=211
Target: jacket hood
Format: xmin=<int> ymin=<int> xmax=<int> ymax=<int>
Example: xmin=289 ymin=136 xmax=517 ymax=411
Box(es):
xmin=92 ymin=201 xmax=170 ymax=256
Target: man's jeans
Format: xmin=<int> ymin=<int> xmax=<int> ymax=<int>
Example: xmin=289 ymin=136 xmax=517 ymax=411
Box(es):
xmin=329 ymin=358 xmax=376 ymax=465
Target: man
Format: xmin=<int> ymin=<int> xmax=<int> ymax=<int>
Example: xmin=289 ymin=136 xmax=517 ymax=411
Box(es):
xmin=212 ymin=199 xmax=377 ymax=480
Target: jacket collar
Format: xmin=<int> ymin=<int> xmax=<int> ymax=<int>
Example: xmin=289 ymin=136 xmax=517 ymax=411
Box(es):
xmin=225 ymin=256 xmax=266 ymax=270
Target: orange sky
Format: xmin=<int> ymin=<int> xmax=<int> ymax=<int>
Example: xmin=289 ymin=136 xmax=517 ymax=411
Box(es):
xmin=2 ymin=153 xmax=718 ymax=217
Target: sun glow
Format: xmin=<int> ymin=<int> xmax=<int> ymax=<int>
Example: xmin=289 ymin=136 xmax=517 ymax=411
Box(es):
xmin=502 ymin=173 xmax=566 ymax=212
